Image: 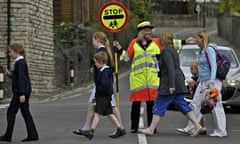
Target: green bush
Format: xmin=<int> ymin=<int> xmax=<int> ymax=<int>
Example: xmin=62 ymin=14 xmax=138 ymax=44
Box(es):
xmin=217 ymin=0 xmax=240 ymax=15
xmin=54 ymin=22 xmax=74 ymax=32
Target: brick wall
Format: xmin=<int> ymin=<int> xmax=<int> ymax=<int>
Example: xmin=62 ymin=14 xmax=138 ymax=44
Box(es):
xmin=0 ymin=0 xmax=56 ymax=98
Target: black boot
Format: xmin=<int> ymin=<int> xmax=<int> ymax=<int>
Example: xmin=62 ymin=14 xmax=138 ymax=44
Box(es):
xmin=130 ymin=102 xmax=141 ymax=133
xmin=0 ymin=135 xmax=11 ymax=142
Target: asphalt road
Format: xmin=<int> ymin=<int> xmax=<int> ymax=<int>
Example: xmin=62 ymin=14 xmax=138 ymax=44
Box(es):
xmin=0 ymin=71 xmax=239 ymax=144
xmin=1 ymin=27 xmax=239 ymax=144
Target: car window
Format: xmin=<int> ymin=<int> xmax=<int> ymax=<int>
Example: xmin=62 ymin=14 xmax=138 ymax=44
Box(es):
xmin=179 ymin=49 xmax=199 ymax=66
xmin=180 ymin=48 xmax=239 ymax=68
xmin=218 ymin=50 xmax=238 ymax=68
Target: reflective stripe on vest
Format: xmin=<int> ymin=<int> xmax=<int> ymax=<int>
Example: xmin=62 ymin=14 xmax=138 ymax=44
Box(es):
xmin=129 ymin=41 xmax=160 ymax=101
xmin=173 ymin=39 xmax=182 ymax=50
xmin=120 ymin=50 xmax=129 ymax=61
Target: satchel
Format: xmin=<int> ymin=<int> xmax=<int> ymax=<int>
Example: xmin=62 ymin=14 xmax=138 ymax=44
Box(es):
xmin=200 ymin=98 xmax=216 ymax=114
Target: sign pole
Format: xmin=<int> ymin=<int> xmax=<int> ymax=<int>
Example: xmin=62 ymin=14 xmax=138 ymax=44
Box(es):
xmin=98 ymin=1 xmax=129 ymax=109
xmin=113 ymin=33 xmax=120 ymax=108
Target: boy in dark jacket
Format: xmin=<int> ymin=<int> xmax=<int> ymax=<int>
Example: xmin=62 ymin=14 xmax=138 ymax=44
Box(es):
xmin=83 ymin=52 xmax=125 ymax=140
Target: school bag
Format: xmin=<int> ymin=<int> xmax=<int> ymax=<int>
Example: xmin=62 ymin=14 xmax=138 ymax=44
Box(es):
xmin=200 ymin=85 xmax=219 ymax=114
xmin=200 ymin=98 xmax=216 ymax=114
xmin=205 ymin=45 xmax=231 ymax=80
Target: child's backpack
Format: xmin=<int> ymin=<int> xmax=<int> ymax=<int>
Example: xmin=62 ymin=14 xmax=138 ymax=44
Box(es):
xmin=205 ymin=45 xmax=231 ymax=80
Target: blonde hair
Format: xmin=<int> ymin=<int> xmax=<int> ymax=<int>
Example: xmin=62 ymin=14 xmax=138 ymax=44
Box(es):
xmin=158 ymin=30 xmax=174 ymax=48
xmin=196 ymin=30 xmax=210 ymax=48
xmin=92 ymin=31 xmax=114 ymax=66
xmin=94 ymin=51 xmax=108 ymax=65
xmin=137 ymin=30 xmax=145 ymax=41
xmin=190 ymin=61 xmax=198 ymax=70
xmin=9 ymin=43 xmax=28 ymax=64
xmin=190 ymin=61 xmax=198 ymax=75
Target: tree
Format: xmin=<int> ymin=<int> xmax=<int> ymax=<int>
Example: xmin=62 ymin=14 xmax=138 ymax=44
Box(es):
xmin=217 ymin=0 xmax=240 ymax=15
xmin=129 ymin=0 xmax=152 ymax=20
xmin=127 ymin=0 xmax=153 ymax=30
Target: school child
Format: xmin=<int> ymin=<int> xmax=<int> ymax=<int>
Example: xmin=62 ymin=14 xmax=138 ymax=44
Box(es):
xmin=0 ymin=43 xmax=39 ymax=142
xmin=177 ymin=61 xmax=207 ymax=135
xmin=73 ymin=31 xmax=125 ymax=137
xmin=186 ymin=61 xmax=199 ymax=97
xmin=82 ymin=52 xmax=125 ymax=140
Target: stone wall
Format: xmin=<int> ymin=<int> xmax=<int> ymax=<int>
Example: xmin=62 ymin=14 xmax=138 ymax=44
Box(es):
xmin=0 ymin=0 xmax=8 ymax=56
xmin=232 ymin=15 xmax=240 ymax=50
xmin=217 ymin=14 xmax=240 ymax=53
xmin=54 ymin=24 xmax=95 ymax=90
xmin=0 ymin=0 xmax=55 ymax=99
xmin=0 ymin=0 xmax=131 ymax=100
xmin=217 ymin=14 xmax=232 ymax=43
xmin=53 ymin=24 xmax=132 ymax=91
xmin=152 ymin=15 xmax=199 ymax=27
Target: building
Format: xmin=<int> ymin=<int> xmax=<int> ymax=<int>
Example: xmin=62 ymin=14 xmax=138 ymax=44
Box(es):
xmin=54 ymin=0 xmax=129 ymax=24
xmin=0 ymin=0 xmax=129 ymax=99
xmin=0 ymin=0 xmax=55 ymax=99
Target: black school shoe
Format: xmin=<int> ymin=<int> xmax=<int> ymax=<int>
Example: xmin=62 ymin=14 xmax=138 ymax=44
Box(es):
xmin=73 ymin=129 xmax=89 ymax=136
xmin=21 ymin=137 xmax=38 ymax=142
xmin=130 ymin=129 xmax=138 ymax=133
xmin=81 ymin=130 xmax=94 ymax=140
xmin=0 ymin=135 xmax=11 ymax=142
xmin=110 ymin=128 xmax=126 ymax=138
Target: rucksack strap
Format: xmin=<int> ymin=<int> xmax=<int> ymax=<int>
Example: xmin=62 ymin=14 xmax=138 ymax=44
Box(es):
xmin=204 ymin=45 xmax=219 ymax=69
xmin=204 ymin=45 xmax=224 ymax=82
xmin=204 ymin=50 xmax=211 ymax=70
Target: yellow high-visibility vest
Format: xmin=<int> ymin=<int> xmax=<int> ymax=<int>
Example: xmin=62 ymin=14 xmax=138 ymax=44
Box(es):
xmin=120 ymin=39 xmax=161 ymax=102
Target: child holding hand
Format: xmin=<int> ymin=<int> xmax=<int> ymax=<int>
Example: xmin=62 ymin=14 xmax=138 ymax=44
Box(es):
xmin=178 ymin=61 xmax=207 ymax=135
xmin=186 ymin=62 xmax=199 ymax=97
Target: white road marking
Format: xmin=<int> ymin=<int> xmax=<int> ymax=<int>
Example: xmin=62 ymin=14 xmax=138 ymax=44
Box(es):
xmin=0 ymin=104 xmax=9 ymax=110
xmin=61 ymin=93 xmax=82 ymax=99
xmin=138 ymin=106 xmax=148 ymax=144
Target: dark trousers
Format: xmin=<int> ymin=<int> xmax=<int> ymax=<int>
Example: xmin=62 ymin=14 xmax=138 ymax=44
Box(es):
xmin=4 ymin=95 xmax=38 ymax=139
xmin=130 ymin=101 xmax=154 ymax=130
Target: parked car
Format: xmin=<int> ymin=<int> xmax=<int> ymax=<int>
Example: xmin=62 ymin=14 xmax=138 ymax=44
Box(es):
xmin=179 ymin=44 xmax=240 ymax=109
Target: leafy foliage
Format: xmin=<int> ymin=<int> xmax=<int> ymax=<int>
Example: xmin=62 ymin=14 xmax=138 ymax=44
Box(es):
xmin=217 ymin=0 xmax=240 ymax=15
xmin=54 ymin=22 xmax=74 ymax=32
xmin=125 ymin=0 xmax=155 ymax=32
xmin=129 ymin=0 xmax=152 ymax=22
